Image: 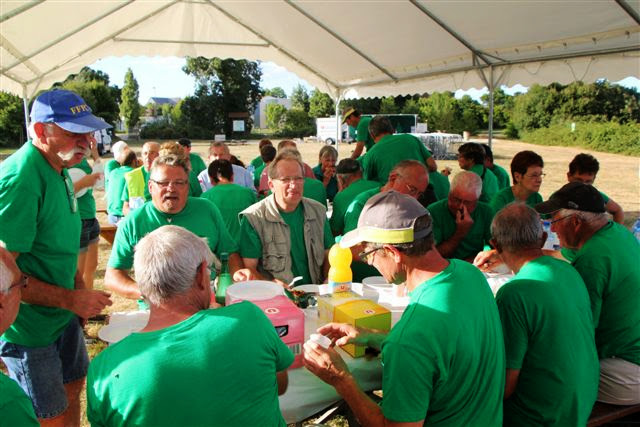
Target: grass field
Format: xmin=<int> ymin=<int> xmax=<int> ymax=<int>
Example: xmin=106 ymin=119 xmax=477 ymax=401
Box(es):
xmin=2 ymin=137 xmax=639 ymax=426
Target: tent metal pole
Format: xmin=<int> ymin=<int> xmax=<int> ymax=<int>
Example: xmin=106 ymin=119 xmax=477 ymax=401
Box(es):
xmin=22 ymin=85 xmax=30 ymax=143
xmin=488 ymin=66 xmax=494 ymax=149
xmin=334 ymin=91 xmax=343 ymax=154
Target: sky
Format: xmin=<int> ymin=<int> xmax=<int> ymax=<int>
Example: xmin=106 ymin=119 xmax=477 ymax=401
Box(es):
xmin=90 ymin=56 xmax=640 ymax=105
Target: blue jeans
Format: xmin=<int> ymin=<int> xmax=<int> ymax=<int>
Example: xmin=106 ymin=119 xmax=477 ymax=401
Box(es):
xmin=0 ymin=318 xmax=89 ymax=419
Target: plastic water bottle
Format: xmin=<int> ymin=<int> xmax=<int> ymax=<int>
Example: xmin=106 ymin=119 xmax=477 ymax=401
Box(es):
xmin=215 ymin=253 xmax=233 ymax=305
xmin=92 ymin=160 xmax=104 ymax=191
xmin=632 ymin=217 xmax=640 ymax=243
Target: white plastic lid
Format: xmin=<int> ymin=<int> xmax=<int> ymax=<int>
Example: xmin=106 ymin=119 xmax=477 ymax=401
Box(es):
xmin=226 ymin=280 xmax=284 ymax=302
xmin=67 ymin=168 xmax=88 ymax=198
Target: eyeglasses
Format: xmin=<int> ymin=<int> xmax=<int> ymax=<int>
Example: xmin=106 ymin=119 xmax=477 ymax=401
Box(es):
xmin=359 ymin=247 xmax=383 ymax=263
xmin=404 ymin=183 xmax=423 ymax=198
xmin=7 ymin=274 xmax=28 ymax=292
xmin=150 ymin=179 xmax=189 ymax=188
xmin=63 ymin=174 xmax=77 ymax=214
xmin=275 ymin=176 xmax=304 ymax=185
xmin=550 ymin=214 xmax=574 ymax=224
xmin=524 ymin=173 xmax=546 ymax=179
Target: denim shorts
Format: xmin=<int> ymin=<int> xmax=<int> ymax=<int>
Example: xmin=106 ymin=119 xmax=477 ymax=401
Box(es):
xmin=79 ymin=218 xmax=100 ymax=252
xmin=0 ymin=318 xmax=89 ymax=419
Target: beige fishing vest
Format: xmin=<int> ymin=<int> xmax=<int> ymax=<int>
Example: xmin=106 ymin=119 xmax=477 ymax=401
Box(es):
xmin=240 ymin=195 xmax=327 ymax=283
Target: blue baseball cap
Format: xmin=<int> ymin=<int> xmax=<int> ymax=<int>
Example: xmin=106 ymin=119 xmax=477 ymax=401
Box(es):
xmin=30 ymin=89 xmax=111 ymax=133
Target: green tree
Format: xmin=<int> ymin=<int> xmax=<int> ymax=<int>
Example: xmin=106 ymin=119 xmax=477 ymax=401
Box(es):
xmin=183 ymin=57 xmax=262 ymax=136
xmin=281 ymin=109 xmax=314 ymax=137
xmin=264 ymin=87 xmax=287 ymax=98
xmin=401 ymin=98 xmax=421 ymax=115
xmin=308 ymin=89 xmax=335 ymax=118
xmin=0 ymin=91 xmax=26 ymax=146
xmin=265 ymin=103 xmax=287 ymax=130
xmin=119 ymin=68 xmax=141 ymax=132
xmin=456 ymin=95 xmax=485 ymax=134
xmin=291 ymin=84 xmax=310 ymax=112
xmin=379 ymin=96 xmax=399 ymax=114
xmin=418 ymin=92 xmax=459 ymax=132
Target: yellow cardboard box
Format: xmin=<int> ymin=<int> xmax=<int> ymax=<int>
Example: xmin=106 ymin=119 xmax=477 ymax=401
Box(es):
xmin=318 ymin=291 xmax=391 ymax=357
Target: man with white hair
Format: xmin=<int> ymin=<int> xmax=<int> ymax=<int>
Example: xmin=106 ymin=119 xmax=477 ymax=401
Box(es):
xmin=105 ymin=153 xmax=242 ymax=301
xmin=0 ymin=245 xmax=38 ymax=426
xmin=427 ymin=171 xmax=494 ymax=262
xmin=490 ymin=204 xmax=599 ymax=425
xmin=535 ymin=182 xmax=640 ymax=405
xmin=198 ymin=141 xmax=255 ymax=192
xmin=104 ymin=140 xmax=128 ymax=191
xmin=304 ymin=191 xmax=505 ymax=425
xmin=88 ymin=226 xmax=293 ymax=426
xmin=0 ymin=89 xmax=113 ymax=426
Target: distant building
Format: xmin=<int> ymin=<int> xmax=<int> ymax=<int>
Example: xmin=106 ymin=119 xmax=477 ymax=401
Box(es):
xmin=253 ymin=96 xmax=292 ymax=128
xmin=141 ymin=97 xmax=182 ymax=125
xmin=147 ymin=97 xmax=181 ymax=107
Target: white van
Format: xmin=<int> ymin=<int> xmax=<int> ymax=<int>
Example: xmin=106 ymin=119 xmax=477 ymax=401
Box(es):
xmin=316 ymin=117 xmax=350 ymax=145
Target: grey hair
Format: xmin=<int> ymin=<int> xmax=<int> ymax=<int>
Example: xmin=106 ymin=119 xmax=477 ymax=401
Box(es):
xmin=209 ymin=141 xmax=229 ymax=153
xmin=392 ymin=159 xmax=427 ymax=176
xmin=28 ymin=122 xmax=56 ymax=139
xmin=451 ymin=171 xmax=482 ymax=198
xmin=558 ymin=208 xmax=607 ymax=223
xmin=0 ymin=241 xmax=11 ymax=293
xmin=134 ymin=225 xmax=213 ymax=306
xmin=268 ymin=149 xmax=304 ymax=179
xmin=491 ymin=204 xmax=543 ymax=252
xmin=151 ymin=154 xmax=190 ymax=176
xmin=368 ymin=115 xmax=394 ymax=138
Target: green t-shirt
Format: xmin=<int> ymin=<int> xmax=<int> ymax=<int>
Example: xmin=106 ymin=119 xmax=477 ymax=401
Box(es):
xmin=362 ymin=133 xmax=432 ymax=184
xmin=0 ymin=141 xmax=80 ymax=347
xmin=490 ymin=163 xmax=511 ymax=190
xmin=0 ymin=374 xmax=38 ymax=426
xmin=303 ymin=177 xmax=327 ymax=208
xmin=122 ymin=167 xmax=152 ymax=204
xmin=343 ymin=187 xmax=380 ymax=234
xmin=381 ymin=260 xmax=504 ymax=425
xmin=428 ymin=199 xmax=493 ymax=261
xmin=189 ymin=169 xmax=202 ymax=197
xmin=71 ymin=158 xmax=97 ymax=220
xmin=599 ymin=190 xmax=610 ymax=204
xmin=429 ymin=171 xmax=450 ymax=201
xmin=239 ymin=203 xmax=334 ymax=285
xmin=104 ymin=159 xmax=120 ymax=192
xmin=253 ymin=163 xmax=266 ymax=188
xmin=108 ymin=198 xmax=238 ymax=271
xmin=108 ymin=165 xmax=134 ymax=216
xmin=330 ymin=178 xmax=380 ymax=235
xmin=490 ymin=186 xmax=543 ymax=214
xmin=572 ymin=221 xmax=640 ymax=365
xmin=87 ymin=302 xmax=293 ymax=427
xmin=496 ymin=256 xmax=599 ymax=426
xmin=189 ymin=152 xmax=207 ymax=176
xmin=470 ymin=164 xmax=499 ymax=203
xmin=356 ymin=116 xmax=375 ymax=151
xmin=313 ymin=164 xmax=338 ymax=201
xmin=201 ymin=183 xmax=257 ymax=244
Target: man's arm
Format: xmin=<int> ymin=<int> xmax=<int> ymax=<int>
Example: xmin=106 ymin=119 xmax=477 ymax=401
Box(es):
xmin=605 ymin=199 xmax=624 ymax=224
xmin=426 ymin=156 xmax=437 ymax=173
xmin=228 ymin=252 xmax=244 ymax=276
xmin=104 ymin=267 xmax=142 ymax=300
xmin=276 ymin=370 xmax=289 ymax=395
xmin=233 ymin=258 xmax=264 ymax=282
xmin=504 ymin=369 xmax=520 ymax=399
xmin=350 ymin=141 xmax=365 ymax=160
xmin=11 ymin=252 xmax=112 ymax=318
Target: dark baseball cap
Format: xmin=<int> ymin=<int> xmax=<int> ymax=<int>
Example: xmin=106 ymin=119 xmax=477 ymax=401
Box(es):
xmin=340 ymin=191 xmax=432 ymax=248
xmin=30 ymin=89 xmax=111 ymax=133
xmin=535 ymin=182 xmax=605 ymax=214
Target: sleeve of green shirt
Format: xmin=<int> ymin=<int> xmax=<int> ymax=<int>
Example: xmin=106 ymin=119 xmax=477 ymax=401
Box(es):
xmin=573 ymin=261 xmax=606 ymax=328
xmin=496 ymin=285 xmax=529 ymax=369
xmin=356 ymin=119 xmax=369 ymax=143
xmin=238 ymin=216 xmax=263 ymax=259
xmin=343 ymin=198 xmax=365 ymax=234
xmin=121 ymin=182 xmax=129 ymax=202
xmin=108 ymin=219 xmax=136 ymax=270
xmin=0 ymin=178 xmax=37 ymax=253
xmin=209 ymin=202 xmax=239 ymax=256
xmin=329 ymin=202 xmax=344 ymax=235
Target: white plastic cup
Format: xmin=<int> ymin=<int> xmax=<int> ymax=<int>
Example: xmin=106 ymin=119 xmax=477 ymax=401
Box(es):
xmin=309 ymin=333 xmax=332 ymax=349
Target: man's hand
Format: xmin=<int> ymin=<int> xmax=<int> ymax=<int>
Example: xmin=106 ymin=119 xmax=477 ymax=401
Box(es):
xmin=68 ymin=289 xmax=112 ymax=319
xmin=317 ymin=322 xmax=363 ymax=347
xmin=233 ymin=268 xmax=256 ymax=282
xmin=303 ymin=341 xmax=352 ymax=387
xmin=473 ymin=249 xmax=504 ymax=272
xmin=322 ymin=166 xmax=336 ymax=185
xmin=455 ymin=204 xmax=474 ymax=236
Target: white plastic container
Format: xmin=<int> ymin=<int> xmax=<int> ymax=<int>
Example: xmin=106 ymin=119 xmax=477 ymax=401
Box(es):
xmin=92 ymin=160 xmax=105 ymax=191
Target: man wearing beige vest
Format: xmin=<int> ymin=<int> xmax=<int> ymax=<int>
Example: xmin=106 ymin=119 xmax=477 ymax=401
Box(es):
xmin=234 ymin=150 xmax=334 ymax=288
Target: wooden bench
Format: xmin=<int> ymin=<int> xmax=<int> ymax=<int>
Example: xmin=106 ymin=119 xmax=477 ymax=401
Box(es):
xmin=587 ymin=401 xmax=640 ymax=426
xmin=99 ymin=224 xmax=117 ymax=246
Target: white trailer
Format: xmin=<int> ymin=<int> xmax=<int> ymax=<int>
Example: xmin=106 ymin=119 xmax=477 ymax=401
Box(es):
xmin=316 ymin=117 xmax=349 ymax=145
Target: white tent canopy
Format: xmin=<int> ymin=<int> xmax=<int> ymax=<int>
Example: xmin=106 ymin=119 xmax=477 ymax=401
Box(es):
xmin=2 ymin=0 xmax=639 ymax=102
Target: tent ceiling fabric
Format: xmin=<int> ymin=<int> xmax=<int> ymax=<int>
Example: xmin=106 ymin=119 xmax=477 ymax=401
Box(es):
xmin=1 ymin=0 xmax=639 ymax=99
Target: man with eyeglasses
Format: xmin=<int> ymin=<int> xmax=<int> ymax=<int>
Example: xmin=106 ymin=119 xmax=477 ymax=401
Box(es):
xmin=303 ymin=191 xmax=505 ymax=426
xmin=0 ymin=244 xmax=38 ymax=426
xmin=0 ymin=89 xmax=113 ymax=425
xmin=427 ymin=171 xmax=494 ymax=262
xmin=361 ymin=115 xmax=437 ymax=185
xmin=105 ymin=153 xmax=242 ymax=301
xmin=457 ymin=142 xmax=499 ymax=203
xmin=234 ymin=150 xmax=334 ymax=288
xmin=342 ymin=160 xmax=428 ymax=281
xmin=89 ymin=226 xmax=292 ymax=426
xmin=535 ymin=182 xmax=640 ymax=405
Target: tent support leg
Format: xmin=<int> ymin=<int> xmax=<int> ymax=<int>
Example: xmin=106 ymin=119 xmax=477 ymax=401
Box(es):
xmin=334 ymin=91 xmax=343 ymax=154
xmin=488 ymin=66 xmax=494 ymax=149
xmin=22 ymin=86 xmax=30 ymax=143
